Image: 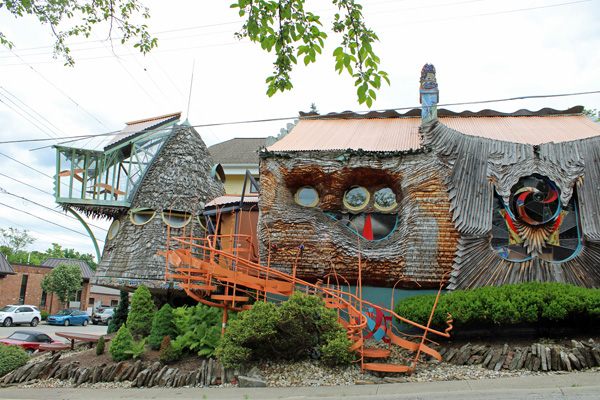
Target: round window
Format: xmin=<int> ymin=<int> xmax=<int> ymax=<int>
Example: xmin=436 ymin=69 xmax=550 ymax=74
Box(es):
xmin=162 ymin=210 xmax=192 ymax=228
xmin=343 ymin=186 xmax=370 ymax=211
xmin=373 ymin=188 xmax=397 ymax=211
xmin=509 ymin=175 xmax=560 ymax=225
xmin=107 ymin=220 xmax=120 ymax=240
xmin=130 ymin=208 xmax=156 ymax=226
xmin=295 ymin=186 xmax=319 ymax=207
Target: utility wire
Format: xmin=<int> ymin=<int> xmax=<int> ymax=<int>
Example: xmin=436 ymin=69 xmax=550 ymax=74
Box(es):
xmin=0 ymin=187 xmax=108 ymax=232
xmin=0 ymin=88 xmax=62 ymax=139
xmin=0 ymin=151 xmax=54 ymax=179
xmin=0 ymin=172 xmax=52 ymax=196
xmin=0 ymin=89 xmax=599 ymax=146
xmin=0 ymin=201 xmax=103 ymax=240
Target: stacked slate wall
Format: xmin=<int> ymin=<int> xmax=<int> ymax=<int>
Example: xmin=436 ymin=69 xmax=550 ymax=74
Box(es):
xmin=259 ymin=150 xmax=460 ymax=288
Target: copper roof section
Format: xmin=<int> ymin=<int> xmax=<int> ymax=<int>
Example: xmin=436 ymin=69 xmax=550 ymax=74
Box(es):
xmin=105 ymin=112 xmax=182 ymax=149
xmin=267 ymin=106 xmax=600 ymax=151
xmin=267 ymin=118 xmax=423 ymax=152
xmin=206 ymin=194 xmax=259 ymax=207
xmin=439 ymin=114 xmax=600 ymax=145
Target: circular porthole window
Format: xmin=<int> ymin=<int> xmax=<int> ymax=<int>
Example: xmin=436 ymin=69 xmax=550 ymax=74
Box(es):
xmin=344 ymin=186 xmax=370 ymax=211
xmin=162 ymin=210 xmax=192 ymax=228
xmin=196 ymin=215 xmax=209 ymax=232
xmin=130 ymin=208 xmax=156 ymax=226
xmin=374 ymin=188 xmax=397 ymax=211
xmin=509 ymin=175 xmax=560 ymax=226
xmin=107 ymin=220 xmax=120 ymax=240
xmin=295 ymin=186 xmax=319 ymax=207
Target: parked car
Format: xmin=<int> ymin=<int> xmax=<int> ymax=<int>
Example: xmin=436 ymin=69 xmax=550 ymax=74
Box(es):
xmin=46 ymin=309 xmax=90 ymax=326
xmin=0 ymin=305 xmax=42 ymax=327
xmin=0 ymin=330 xmax=55 ymax=355
xmin=92 ymin=308 xmax=114 ymax=325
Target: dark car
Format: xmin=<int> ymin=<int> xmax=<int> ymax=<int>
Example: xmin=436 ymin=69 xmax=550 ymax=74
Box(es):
xmin=0 ymin=330 xmax=55 ymax=355
xmin=46 ymin=309 xmax=90 ymax=326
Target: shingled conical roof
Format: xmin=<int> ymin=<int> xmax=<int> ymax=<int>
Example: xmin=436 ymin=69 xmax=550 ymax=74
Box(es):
xmin=93 ymin=123 xmax=224 ymax=293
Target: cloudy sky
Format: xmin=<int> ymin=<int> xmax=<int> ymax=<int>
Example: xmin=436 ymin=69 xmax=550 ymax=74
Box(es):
xmin=1 ymin=0 xmax=599 ymax=259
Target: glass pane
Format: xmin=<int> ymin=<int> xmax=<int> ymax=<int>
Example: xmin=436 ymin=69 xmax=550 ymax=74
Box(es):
xmin=108 ymin=220 xmax=120 ymax=239
xmin=162 ymin=211 xmax=191 ymax=228
xmin=131 ymin=210 xmax=155 ymax=225
xmin=374 ymin=188 xmax=397 ymax=210
xmin=296 ymin=187 xmax=318 ymax=207
xmin=344 ymin=186 xmax=369 ymax=210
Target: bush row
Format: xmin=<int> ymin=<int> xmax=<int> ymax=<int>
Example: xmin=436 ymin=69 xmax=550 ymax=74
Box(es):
xmin=394 ymin=282 xmax=600 ymax=333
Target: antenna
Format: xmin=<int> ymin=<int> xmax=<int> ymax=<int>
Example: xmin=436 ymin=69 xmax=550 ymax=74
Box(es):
xmin=186 ymin=59 xmax=196 ymax=120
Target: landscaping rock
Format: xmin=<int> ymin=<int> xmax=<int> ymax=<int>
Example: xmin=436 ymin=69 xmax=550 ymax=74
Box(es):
xmin=238 ymin=375 xmax=268 ymax=387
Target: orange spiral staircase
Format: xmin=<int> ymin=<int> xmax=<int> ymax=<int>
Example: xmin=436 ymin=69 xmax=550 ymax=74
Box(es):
xmin=159 ymin=224 xmax=453 ymax=375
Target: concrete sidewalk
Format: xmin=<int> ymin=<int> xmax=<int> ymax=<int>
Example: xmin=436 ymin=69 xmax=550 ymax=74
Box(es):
xmin=0 ymin=371 xmax=598 ymax=399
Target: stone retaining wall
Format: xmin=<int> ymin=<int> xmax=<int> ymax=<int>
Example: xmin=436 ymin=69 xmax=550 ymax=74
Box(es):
xmin=438 ymin=339 xmax=600 ymax=372
xmin=1 ymin=355 xmax=235 ymax=388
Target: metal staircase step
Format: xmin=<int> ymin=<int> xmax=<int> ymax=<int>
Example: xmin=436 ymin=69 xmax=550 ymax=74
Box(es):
xmin=363 ymin=363 xmax=412 ymax=373
xmin=359 ymin=347 xmax=391 ymax=358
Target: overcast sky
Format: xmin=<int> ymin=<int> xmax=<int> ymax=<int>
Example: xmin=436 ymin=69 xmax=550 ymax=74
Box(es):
xmin=1 ymin=0 xmax=599 ymax=260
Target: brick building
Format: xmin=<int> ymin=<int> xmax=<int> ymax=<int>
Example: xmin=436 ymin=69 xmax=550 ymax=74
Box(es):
xmin=0 ymin=253 xmax=94 ymax=314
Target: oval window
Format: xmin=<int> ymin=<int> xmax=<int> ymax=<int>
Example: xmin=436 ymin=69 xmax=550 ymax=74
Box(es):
xmin=344 ymin=186 xmax=370 ymax=211
xmin=374 ymin=188 xmax=397 ymax=211
xmin=162 ymin=210 xmax=192 ymax=228
xmin=295 ymin=186 xmax=319 ymax=207
xmin=130 ymin=208 xmax=156 ymax=226
xmin=107 ymin=220 xmax=120 ymax=240
xmin=196 ymin=215 xmax=209 ymax=232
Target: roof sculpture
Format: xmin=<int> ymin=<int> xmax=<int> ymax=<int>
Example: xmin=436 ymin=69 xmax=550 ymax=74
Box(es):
xmin=258 ymin=65 xmax=600 ymax=290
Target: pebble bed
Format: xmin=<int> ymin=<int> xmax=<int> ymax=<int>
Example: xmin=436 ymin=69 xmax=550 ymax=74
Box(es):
xmin=17 ymin=357 xmax=552 ymax=389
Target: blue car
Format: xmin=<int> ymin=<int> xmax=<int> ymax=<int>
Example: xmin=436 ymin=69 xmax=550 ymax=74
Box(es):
xmin=46 ymin=309 xmax=90 ymax=326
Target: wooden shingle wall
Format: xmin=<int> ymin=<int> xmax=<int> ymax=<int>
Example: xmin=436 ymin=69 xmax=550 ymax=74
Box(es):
xmin=94 ymin=125 xmax=225 ymax=291
xmin=259 ymin=150 xmax=460 ymax=288
xmin=422 ymin=120 xmax=600 ymax=290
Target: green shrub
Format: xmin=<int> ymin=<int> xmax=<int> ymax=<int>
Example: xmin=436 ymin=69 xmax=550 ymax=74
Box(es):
xmin=96 ymin=335 xmax=105 ymax=355
xmin=148 ymin=304 xmax=178 ymax=350
xmin=109 ymin=325 xmax=136 ymax=362
xmin=394 ymin=282 xmax=600 ymax=334
xmin=216 ymin=292 xmax=352 ymax=368
xmin=126 ymin=285 xmax=155 ymax=337
xmin=171 ymin=303 xmax=226 ymax=359
xmin=158 ymin=336 xmax=176 ymax=364
xmin=320 ymin=329 xmax=355 ymax=367
xmin=41 ymin=311 xmax=50 ymax=321
xmin=124 ymin=338 xmax=147 ymax=359
xmin=0 ymin=344 xmax=29 ymax=376
xmin=108 ymin=290 xmax=130 ymax=334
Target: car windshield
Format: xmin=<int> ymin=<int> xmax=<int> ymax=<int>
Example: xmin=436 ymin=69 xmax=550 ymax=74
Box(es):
xmin=0 ymin=306 xmax=16 ymax=312
xmin=55 ymin=310 xmax=72 ymax=316
xmin=8 ymin=332 xmax=31 ymax=341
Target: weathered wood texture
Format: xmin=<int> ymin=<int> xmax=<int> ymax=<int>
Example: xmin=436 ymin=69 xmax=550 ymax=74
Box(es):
xmin=93 ymin=125 xmax=225 ymax=291
xmin=259 ymin=150 xmax=460 ymax=288
xmin=422 ymin=120 xmax=600 ymax=290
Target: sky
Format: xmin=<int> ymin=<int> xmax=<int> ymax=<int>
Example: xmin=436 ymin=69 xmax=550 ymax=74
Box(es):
xmin=0 ymin=0 xmax=599 ymax=260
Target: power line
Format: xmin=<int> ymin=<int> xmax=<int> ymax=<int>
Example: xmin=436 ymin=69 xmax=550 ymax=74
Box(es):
xmin=0 ymin=151 xmax=54 ymax=179
xmin=0 ymin=89 xmax=598 ymax=146
xmin=0 ymin=172 xmax=52 ymax=196
xmin=0 ymin=201 xmax=103 ymax=240
xmin=0 ymin=187 xmax=108 ymax=232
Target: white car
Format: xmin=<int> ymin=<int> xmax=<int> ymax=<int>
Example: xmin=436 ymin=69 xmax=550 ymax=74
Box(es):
xmin=0 ymin=305 xmax=42 ymax=327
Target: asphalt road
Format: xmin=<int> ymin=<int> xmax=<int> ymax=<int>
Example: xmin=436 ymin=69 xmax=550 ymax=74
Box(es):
xmin=0 ymin=320 xmax=109 ymax=341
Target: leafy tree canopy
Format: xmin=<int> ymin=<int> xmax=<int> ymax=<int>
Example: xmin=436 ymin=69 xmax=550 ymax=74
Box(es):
xmin=233 ymin=0 xmax=389 ymax=107
xmin=0 ymin=0 xmax=157 ymax=66
xmin=45 ymin=243 xmax=97 ymax=270
xmin=2 ymin=1 xmax=387 ymax=105
xmin=0 ymin=227 xmax=35 ymax=254
xmin=584 ymin=108 xmax=599 ymax=122
xmin=40 ymin=262 xmax=83 ymax=308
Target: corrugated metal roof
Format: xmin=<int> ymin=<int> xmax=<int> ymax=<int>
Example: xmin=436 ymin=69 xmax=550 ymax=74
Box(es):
xmin=40 ymin=258 xmax=94 ymax=279
xmin=56 ymin=112 xmax=181 ymax=152
xmin=0 ymin=252 xmax=15 ymax=275
xmin=267 ymin=118 xmax=423 ymax=152
xmin=440 ymin=114 xmax=600 ymax=145
xmin=266 ymin=111 xmax=600 ymax=152
xmin=209 ymin=138 xmax=266 ymax=164
xmin=206 ymin=195 xmax=259 ymax=207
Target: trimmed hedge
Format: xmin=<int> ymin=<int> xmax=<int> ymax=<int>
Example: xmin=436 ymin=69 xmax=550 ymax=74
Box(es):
xmin=0 ymin=344 xmax=29 ymax=376
xmin=394 ymin=282 xmax=600 ymax=333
